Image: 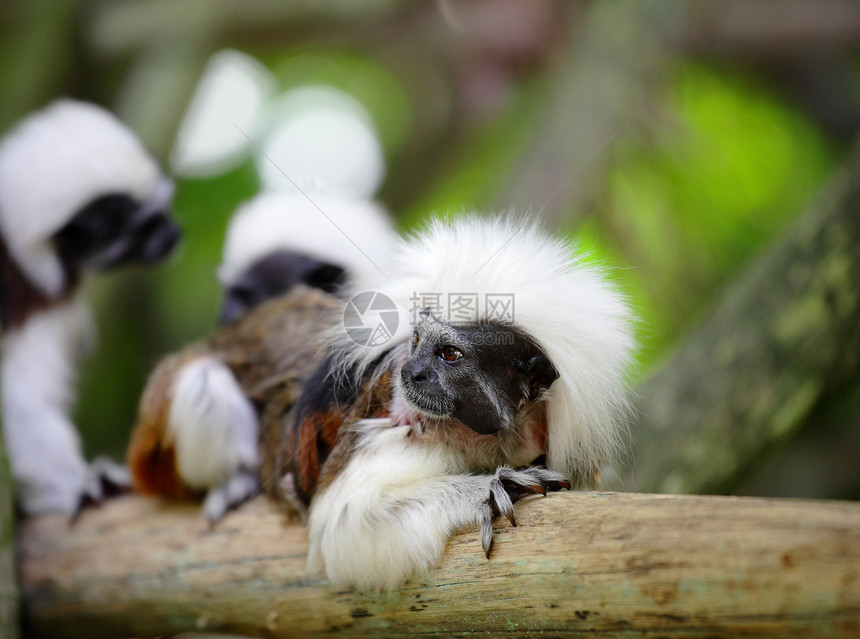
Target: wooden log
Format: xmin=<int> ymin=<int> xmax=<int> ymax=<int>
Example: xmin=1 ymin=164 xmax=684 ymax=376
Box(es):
xmin=17 ymin=492 xmax=860 ymax=638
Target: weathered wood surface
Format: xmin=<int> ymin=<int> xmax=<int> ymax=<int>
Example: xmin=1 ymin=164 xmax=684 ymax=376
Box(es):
xmin=17 ymin=492 xmax=860 ymax=638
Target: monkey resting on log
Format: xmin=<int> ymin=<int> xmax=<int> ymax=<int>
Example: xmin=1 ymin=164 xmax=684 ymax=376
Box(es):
xmin=129 ymin=215 xmax=635 ymax=591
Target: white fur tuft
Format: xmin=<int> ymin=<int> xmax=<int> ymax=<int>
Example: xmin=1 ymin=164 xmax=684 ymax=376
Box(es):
xmin=0 ymin=300 xmax=94 ymax=514
xmin=0 ymin=99 xmax=165 ymax=296
xmin=308 ymin=420 xmax=479 ymax=591
xmin=167 ymin=357 xmax=260 ymax=490
xmin=217 ymin=190 xmax=395 ymax=288
xmin=335 ymin=215 xmax=636 ymax=484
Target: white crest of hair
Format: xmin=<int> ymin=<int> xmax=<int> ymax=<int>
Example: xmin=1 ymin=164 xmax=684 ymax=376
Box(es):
xmin=0 ymin=300 xmax=94 ymax=514
xmin=217 ymin=190 xmax=395 ymax=287
xmin=167 ymin=356 xmax=259 ymax=491
xmin=0 ymin=99 xmax=164 ymax=296
xmin=334 ymin=214 xmax=636 ymax=484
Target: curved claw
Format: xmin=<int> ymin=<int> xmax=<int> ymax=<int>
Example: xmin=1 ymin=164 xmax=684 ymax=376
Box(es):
xmin=549 ymin=478 xmax=572 ymax=491
xmin=489 ymin=478 xmax=518 ymax=527
xmin=71 ymin=457 xmax=133 ymax=523
xmin=480 ymin=466 xmax=572 ymax=558
xmin=203 ymin=470 xmax=260 ymax=526
xmin=480 ymin=503 xmax=495 ymax=559
xmin=514 ymin=481 xmax=547 ymax=498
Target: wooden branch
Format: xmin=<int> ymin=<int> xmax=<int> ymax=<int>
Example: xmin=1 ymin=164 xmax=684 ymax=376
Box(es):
xmin=676 ymin=0 xmax=860 ymax=54
xmin=618 ymin=141 xmax=860 ymax=495
xmin=18 ymin=492 xmax=860 ymax=638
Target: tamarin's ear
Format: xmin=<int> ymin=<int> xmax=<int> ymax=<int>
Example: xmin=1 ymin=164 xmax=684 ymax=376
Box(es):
xmin=518 ymin=354 xmax=559 ymax=401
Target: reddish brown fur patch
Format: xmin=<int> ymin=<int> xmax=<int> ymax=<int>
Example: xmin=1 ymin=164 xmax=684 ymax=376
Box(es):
xmin=292 ymin=408 xmax=347 ymax=500
xmin=310 ymin=369 xmax=395 ymax=497
xmin=293 ymin=414 xmax=320 ymax=497
xmin=126 ymin=353 xmax=203 ymax=499
xmin=0 ymin=232 xmax=77 ymax=332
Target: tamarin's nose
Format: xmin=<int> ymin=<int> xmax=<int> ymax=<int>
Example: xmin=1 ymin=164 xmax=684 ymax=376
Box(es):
xmin=410 ymin=364 xmax=438 ymax=384
xmin=402 ymin=361 xmax=437 ymax=385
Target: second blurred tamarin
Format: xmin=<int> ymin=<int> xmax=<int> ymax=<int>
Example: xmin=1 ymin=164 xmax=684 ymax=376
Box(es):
xmin=127 ymin=190 xmax=393 ymax=522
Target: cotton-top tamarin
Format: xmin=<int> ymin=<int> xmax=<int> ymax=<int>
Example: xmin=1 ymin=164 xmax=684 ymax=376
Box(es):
xmin=216 ymin=190 xmax=393 ymax=324
xmin=265 ymin=216 xmax=635 ymax=591
xmin=127 ymin=190 xmax=394 ymax=522
xmin=0 ymin=99 xmax=179 ymax=517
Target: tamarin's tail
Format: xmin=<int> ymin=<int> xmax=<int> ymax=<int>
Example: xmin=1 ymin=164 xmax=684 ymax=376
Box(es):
xmin=128 ymin=354 xmax=259 ymax=511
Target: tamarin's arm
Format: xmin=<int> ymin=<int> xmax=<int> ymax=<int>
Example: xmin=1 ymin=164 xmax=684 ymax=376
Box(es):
xmin=307 ymin=420 xmax=569 ymax=592
xmin=2 ymin=302 xmax=93 ymax=515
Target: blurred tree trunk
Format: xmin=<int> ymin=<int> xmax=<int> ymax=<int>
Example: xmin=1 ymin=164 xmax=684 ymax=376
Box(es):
xmin=495 ymin=1 xmax=673 ymax=228
xmin=0 ymin=435 xmax=19 ymax=639
xmin=0 ymin=0 xmax=83 ymax=132
xmin=733 ymin=376 xmax=860 ymax=499
xmin=615 ymin=139 xmax=860 ymax=494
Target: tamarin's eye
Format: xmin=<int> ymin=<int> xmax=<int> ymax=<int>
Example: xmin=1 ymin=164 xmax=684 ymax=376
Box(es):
xmin=439 ymin=346 xmax=463 ymax=362
xmin=411 ymin=333 xmax=419 ymax=348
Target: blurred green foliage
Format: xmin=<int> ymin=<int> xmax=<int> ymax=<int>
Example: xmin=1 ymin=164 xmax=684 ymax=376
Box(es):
xmin=401 ymin=61 xmax=835 ymax=376
xmin=584 ymin=63 xmax=835 ymax=372
xmin=67 ymin=51 xmax=835 ymax=460
xmin=399 ymin=76 xmax=547 ymax=226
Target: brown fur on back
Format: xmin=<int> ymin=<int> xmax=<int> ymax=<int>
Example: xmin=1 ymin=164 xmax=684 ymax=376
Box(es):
xmin=127 ymin=285 xmax=341 ymax=499
xmin=127 ymin=349 xmax=206 ymax=498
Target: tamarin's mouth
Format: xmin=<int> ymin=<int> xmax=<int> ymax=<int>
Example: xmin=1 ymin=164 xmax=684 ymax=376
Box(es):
xmin=399 ymin=386 xmax=453 ymax=419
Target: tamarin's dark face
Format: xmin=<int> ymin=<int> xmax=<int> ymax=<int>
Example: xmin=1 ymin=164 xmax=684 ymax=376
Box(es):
xmin=219 ymin=251 xmax=346 ymax=324
xmin=52 ymin=193 xmax=180 ymax=271
xmin=398 ymin=315 xmax=559 ymax=435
